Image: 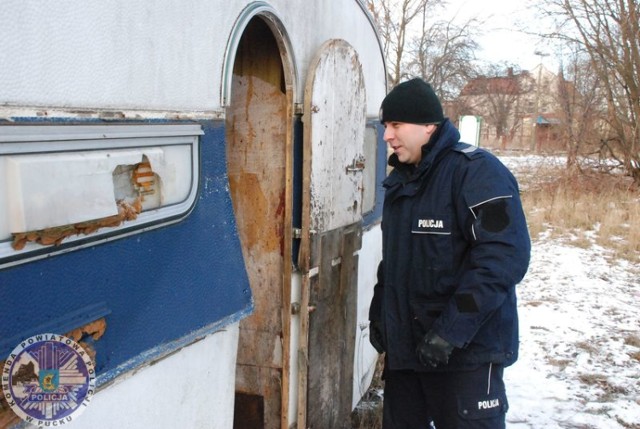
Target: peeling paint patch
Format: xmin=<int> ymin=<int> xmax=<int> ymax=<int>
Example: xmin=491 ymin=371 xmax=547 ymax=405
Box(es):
xmin=11 ymin=198 xmax=142 ymax=250
xmin=9 ymin=154 xmax=166 ymax=250
xmin=65 ymin=318 xmax=107 ymax=364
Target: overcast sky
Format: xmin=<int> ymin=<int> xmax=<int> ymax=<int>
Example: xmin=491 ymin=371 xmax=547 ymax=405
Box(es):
xmin=443 ymin=0 xmax=556 ymax=71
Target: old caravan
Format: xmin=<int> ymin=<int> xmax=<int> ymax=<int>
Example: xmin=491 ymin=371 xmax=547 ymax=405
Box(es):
xmin=0 ymin=1 xmax=387 ymax=428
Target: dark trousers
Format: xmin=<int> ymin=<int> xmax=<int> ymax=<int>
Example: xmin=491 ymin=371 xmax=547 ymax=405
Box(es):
xmin=382 ymin=363 xmax=508 ymax=429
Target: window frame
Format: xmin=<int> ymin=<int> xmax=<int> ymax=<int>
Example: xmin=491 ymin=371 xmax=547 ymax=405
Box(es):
xmin=0 ymin=124 xmax=202 ymax=269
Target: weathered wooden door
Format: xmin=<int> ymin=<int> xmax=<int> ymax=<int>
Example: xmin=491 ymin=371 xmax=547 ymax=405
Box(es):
xmin=227 ymin=17 xmax=293 ymax=429
xmin=298 ymin=39 xmax=366 ymax=429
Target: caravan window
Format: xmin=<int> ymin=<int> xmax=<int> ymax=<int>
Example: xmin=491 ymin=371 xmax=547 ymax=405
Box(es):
xmin=0 ymin=124 xmax=201 ymax=268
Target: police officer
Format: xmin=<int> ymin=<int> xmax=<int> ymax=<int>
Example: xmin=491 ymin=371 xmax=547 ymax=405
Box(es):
xmin=368 ymin=78 xmax=531 ymax=428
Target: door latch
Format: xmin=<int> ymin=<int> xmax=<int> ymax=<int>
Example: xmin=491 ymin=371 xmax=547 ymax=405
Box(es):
xmin=345 ymin=155 xmax=365 ymax=173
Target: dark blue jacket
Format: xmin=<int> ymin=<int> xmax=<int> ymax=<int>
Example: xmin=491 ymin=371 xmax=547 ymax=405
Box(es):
xmin=370 ymin=119 xmax=531 ymax=371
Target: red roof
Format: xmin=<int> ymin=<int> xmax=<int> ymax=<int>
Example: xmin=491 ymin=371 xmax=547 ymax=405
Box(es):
xmin=460 ymin=70 xmax=531 ymax=96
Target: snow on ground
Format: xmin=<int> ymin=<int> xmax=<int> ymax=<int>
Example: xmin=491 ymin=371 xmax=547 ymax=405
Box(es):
xmin=506 ymin=237 xmax=640 ymax=428
xmin=499 ymin=154 xmax=640 ymax=428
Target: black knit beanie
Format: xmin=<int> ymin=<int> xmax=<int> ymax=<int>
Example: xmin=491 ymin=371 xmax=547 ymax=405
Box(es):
xmin=380 ymin=78 xmax=444 ymax=124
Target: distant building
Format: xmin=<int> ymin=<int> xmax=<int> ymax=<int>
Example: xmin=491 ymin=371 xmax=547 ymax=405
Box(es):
xmin=457 ymin=65 xmax=563 ymax=151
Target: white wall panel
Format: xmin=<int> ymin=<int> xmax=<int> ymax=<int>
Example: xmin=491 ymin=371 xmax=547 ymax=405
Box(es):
xmin=0 ymin=1 xmax=386 ymax=116
xmin=72 ymin=326 xmax=240 ymax=429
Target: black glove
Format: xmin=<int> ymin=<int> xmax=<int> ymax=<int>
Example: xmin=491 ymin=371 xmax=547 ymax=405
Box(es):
xmin=416 ymin=330 xmax=454 ymax=367
xmin=369 ymin=320 xmax=385 ymax=354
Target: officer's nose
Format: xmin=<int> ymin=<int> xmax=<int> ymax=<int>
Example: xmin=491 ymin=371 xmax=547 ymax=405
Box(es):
xmin=383 ymin=126 xmax=395 ymax=143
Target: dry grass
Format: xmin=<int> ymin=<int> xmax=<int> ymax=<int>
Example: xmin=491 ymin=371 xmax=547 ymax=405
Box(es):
xmin=624 ymin=334 xmax=640 ymax=348
xmin=577 ymin=373 xmax=629 ymax=400
xmin=546 ymin=357 xmax=573 ymax=371
xmin=575 ymin=340 xmax=600 ymax=354
xmin=519 ymin=165 xmax=640 ymax=264
xmin=625 ymin=334 xmax=640 ymax=362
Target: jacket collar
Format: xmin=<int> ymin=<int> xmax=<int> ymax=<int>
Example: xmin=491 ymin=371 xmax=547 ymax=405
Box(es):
xmin=384 ymin=119 xmax=460 ymax=188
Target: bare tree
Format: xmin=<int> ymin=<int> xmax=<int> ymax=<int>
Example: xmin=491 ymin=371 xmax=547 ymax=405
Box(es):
xmin=407 ymin=9 xmax=480 ymax=101
xmin=366 ymin=0 xmax=481 ymax=101
xmin=541 ymin=0 xmax=640 ymax=183
xmin=458 ymin=65 xmax=534 ymax=148
xmin=365 ymin=0 xmax=432 ymax=87
xmin=554 ymin=48 xmax=605 ymax=168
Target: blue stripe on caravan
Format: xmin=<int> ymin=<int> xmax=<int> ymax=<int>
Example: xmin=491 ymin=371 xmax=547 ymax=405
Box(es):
xmin=0 ymin=119 xmax=253 ymax=385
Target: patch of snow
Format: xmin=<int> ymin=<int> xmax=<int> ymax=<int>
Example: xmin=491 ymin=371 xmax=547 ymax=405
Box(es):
xmin=499 ymin=153 xmax=640 ymax=428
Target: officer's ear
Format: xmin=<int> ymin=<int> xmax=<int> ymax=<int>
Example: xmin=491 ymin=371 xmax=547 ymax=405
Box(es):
xmin=423 ymin=124 xmax=438 ymax=140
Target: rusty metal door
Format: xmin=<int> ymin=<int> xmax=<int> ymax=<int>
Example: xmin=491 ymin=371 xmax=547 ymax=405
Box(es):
xmin=298 ymin=39 xmax=366 ymax=429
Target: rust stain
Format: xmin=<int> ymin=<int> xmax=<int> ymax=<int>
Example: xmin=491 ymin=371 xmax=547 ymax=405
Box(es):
xmin=228 ymin=171 xmax=269 ymax=252
xmin=0 ymin=390 xmax=19 ymax=429
xmin=11 ymin=156 xmax=162 ymax=251
xmin=11 ymin=199 xmax=142 ymax=250
xmin=65 ymin=318 xmax=107 ymax=364
xmin=276 ymin=189 xmax=286 ymax=256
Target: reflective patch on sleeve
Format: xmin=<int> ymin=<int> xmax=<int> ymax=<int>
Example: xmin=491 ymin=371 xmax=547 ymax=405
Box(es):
xmin=471 ymin=198 xmax=511 ymax=233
